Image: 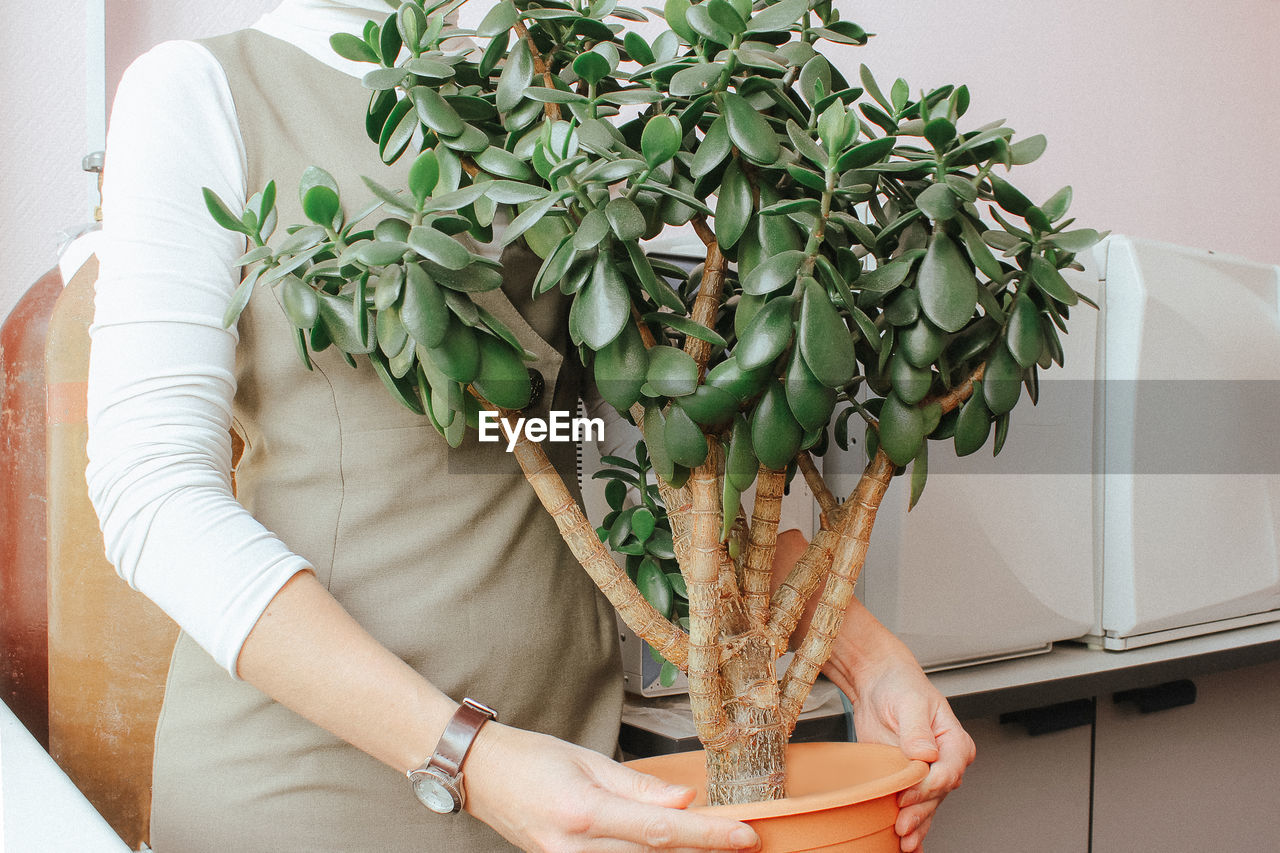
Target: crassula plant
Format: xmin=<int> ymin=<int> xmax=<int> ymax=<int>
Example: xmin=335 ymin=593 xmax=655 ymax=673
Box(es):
xmin=206 ymin=0 xmax=1101 ymax=806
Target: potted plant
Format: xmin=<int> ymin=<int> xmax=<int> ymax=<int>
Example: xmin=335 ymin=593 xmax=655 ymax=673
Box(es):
xmin=206 ymin=0 xmax=1100 ymax=845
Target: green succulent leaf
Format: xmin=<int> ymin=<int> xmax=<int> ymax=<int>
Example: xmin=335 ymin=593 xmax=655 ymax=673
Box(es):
xmin=954 ymin=383 xmax=992 ymax=456
xmin=982 ymin=340 xmax=1022 ymax=415
xmin=1028 ymin=255 xmax=1080 ymax=306
xmin=594 ymin=321 xmax=649 ymax=411
xmin=751 ymin=380 xmax=803 ymax=470
xmin=571 ymin=253 xmax=632 ymax=350
xmin=302 ymin=185 xmax=340 ymax=228
xmin=497 ymin=39 xmax=533 ymax=113
xmin=409 ymin=226 xmax=470 ymax=270
xmin=664 ymin=403 xmax=709 ymax=467
xmin=1006 ymin=292 xmax=1043 ymax=368
xmin=1048 ymin=228 xmax=1103 ymax=253
xmin=400 ymin=264 xmax=448 ymax=348
xmin=670 ymin=62 xmax=724 ymax=97
xmin=908 ymin=440 xmax=928 ymax=511
xmin=736 ymin=295 xmax=795 ymax=370
xmin=917 ymin=232 xmax=978 ymax=333
xmin=715 ymin=161 xmax=753 ymax=250
xmin=690 ymin=116 xmax=732 ymax=178
xmin=407 ymin=150 xmax=440 ymax=205
xmin=722 ymin=92 xmax=782 ymax=165
xmin=644 ymin=345 xmax=700 ymax=397
xmin=410 ymin=87 xmax=464 ymax=137
xmin=641 ymin=114 xmax=683 ymax=167
xmin=476 ymin=0 xmax=519 ymax=38
xmin=748 ymin=0 xmax=812 ymax=32
xmin=605 ymin=197 xmax=647 ymax=242
xmin=637 ymin=558 xmax=673 ymax=618
xmin=877 ymin=392 xmax=925 ymax=466
xmin=742 ymin=250 xmax=805 ymax=296
xmin=642 ymin=313 xmax=726 ymax=347
xmin=916 ymin=183 xmax=958 ymax=221
xmin=331 ymin=32 xmax=380 ymax=64
xmin=798 ymin=278 xmax=856 ymax=388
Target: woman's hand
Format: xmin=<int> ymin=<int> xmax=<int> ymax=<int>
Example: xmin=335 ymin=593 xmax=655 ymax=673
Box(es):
xmin=836 ymin=652 xmax=975 ymax=852
xmin=465 ymin=723 xmax=761 ymax=853
xmin=822 ymin=602 xmax=976 ymax=853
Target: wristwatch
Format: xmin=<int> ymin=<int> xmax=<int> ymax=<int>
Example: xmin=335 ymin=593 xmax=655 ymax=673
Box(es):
xmin=407 ymin=698 xmax=498 ymax=814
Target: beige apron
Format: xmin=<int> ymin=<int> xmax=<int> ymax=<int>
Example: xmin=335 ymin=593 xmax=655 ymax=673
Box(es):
xmin=148 ymin=30 xmax=623 ymax=852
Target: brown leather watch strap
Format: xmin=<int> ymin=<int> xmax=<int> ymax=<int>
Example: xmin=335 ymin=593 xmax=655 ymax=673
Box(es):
xmin=427 ymin=698 xmax=497 ymax=779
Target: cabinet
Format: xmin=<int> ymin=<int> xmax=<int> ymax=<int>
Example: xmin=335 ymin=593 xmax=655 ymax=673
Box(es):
xmin=926 ymin=713 xmax=1091 ymax=852
xmin=923 ymin=659 xmax=1280 ymax=852
xmin=1091 ymin=659 xmax=1280 ymax=852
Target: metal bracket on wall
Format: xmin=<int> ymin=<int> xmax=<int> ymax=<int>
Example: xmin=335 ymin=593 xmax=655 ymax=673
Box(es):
xmin=85 ymin=0 xmax=107 ymax=217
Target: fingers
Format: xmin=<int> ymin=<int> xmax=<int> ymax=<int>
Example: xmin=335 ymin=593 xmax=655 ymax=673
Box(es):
xmin=894 ymin=702 xmax=941 ymax=764
xmin=585 ymin=843 xmax=755 ymax=853
xmin=899 ymin=705 xmax=976 ymax=808
xmin=899 ymin=812 xmax=933 ymax=853
xmin=895 ymin=800 xmax=939 ymax=838
xmin=590 ymin=760 xmax=698 ymax=809
xmin=587 ymin=796 xmax=760 ymax=852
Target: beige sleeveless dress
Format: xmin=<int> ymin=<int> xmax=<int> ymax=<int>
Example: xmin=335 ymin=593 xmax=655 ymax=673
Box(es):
xmin=148 ymin=30 xmax=623 ymax=852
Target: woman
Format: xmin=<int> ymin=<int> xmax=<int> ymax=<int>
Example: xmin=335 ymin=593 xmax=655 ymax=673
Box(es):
xmin=86 ymin=1 xmax=973 ymax=850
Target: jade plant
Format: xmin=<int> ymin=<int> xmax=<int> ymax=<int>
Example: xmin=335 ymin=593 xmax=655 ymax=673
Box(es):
xmin=205 ymin=0 xmax=1102 ymax=806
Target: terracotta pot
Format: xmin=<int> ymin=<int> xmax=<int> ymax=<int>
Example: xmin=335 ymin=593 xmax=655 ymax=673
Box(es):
xmin=626 ymin=742 xmax=928 ymax=852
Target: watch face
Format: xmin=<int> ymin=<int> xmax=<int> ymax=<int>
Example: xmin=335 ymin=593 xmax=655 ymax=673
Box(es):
xmin=411 ymin=771 xmax=460 ymax=814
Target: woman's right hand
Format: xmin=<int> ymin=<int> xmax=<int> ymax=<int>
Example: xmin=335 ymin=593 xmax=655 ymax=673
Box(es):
xmin=465 ymin=723 xmax=761 ymax=853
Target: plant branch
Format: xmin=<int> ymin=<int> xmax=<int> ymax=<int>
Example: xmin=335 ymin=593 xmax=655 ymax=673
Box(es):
xmin=764 ymin=362 xmax=990 ymax=658
xmin=684 ymin=237 xmax=727 ymax=372
xmin=742 ymin=466 xmax=784 ymax=627
xmin=499 ymin=409 xmax=689 ymax=669
xmin=687 ymin=442 xmax=731 ymax=747
xmin=778 ymin=449 xmax=895 ymax=732
xmin=797 ymin=451 xmax=837 ymax=522
xmin=630 ymin=400 xmax=743 ymax=619
xmin=927 ymin=362 xmax=987 ymax=415
xmin=762 ymin=512 xmax=842 ymax=652
xmin=629 ymin=307 xmax=658 ymax=349
xmin=691 ymin=214 xmax=715 ymax=248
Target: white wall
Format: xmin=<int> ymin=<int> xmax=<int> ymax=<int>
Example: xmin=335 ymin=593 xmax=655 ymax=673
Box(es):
xmin=4 ymin=1 xmax=1279 ymax=320
xmin=1 ymin=6 xmax=90 ymax=316
xmin=0 ymin=0 xmax=273 ymax=321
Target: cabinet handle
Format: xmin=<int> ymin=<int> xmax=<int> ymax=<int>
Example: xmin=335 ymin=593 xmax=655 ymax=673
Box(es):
xmin=999 ymin=698 xmax=1094 ymax=736
xmin=1112 ymin=679 xmax=1196 ymax=714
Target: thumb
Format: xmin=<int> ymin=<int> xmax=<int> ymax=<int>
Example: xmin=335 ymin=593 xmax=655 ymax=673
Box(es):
xmin=598 ymin=763 xmax=698 ymax=809
xmin=896 ymin=707 xmax=941 ymax=763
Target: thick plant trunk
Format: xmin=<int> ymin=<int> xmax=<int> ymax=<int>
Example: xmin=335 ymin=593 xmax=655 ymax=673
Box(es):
xmin=705 ymin=635 xmax=787 ymax=805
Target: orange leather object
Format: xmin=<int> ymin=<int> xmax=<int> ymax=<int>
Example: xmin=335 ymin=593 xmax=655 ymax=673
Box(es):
xmin=45 ymin=256 xmax=179 ymax=850
xmin=1 ymin=266 xmax=61 ymax=748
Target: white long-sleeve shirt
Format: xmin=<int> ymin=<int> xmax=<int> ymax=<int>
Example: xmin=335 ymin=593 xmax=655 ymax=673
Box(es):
xmin=87 ymin=0 xmax=433 ymax=677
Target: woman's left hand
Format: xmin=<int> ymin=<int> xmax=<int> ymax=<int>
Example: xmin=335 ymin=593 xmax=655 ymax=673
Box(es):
xmin=835 ymin=650 xmax=975 ymax=852
xmin=820 ymin=600 xmax=976 ymax=853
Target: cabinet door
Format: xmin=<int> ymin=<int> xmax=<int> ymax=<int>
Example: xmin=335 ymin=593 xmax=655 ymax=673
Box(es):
xmin=1092 ymin=660 xmax=1280 ymax=852
xmin=926 ymin=712 xmax=1092 ymax=852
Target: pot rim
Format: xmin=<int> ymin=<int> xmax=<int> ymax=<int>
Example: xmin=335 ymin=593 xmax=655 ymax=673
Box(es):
xmin=663 ymin=743 xmax=930 ymax=821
